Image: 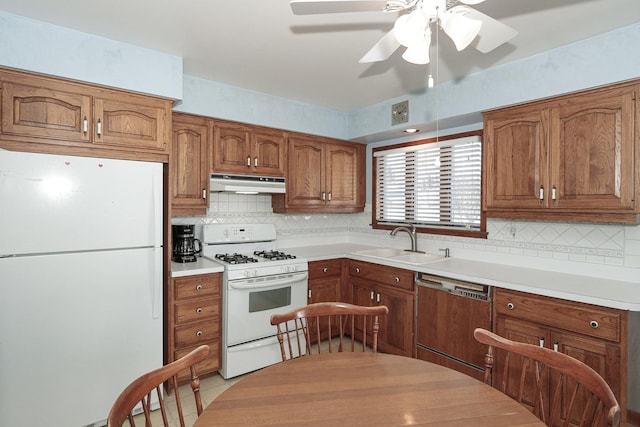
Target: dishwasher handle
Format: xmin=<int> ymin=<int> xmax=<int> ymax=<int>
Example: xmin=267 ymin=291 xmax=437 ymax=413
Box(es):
xmin=415 ymin=272 xmax=490 ymax=301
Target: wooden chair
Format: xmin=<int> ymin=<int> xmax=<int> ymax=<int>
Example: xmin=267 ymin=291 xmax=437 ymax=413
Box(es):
xmin=473 ymin=328 xmax=620 ymax=427
xmin=270 ymin=302 xmax=389 ymax=361
xmin=106 ymin=345 xmax=210 ymax=427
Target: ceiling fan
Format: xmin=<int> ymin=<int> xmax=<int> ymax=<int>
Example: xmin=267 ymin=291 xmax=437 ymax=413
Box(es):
xmin=290 ymin=0 xmax=518 ymax=65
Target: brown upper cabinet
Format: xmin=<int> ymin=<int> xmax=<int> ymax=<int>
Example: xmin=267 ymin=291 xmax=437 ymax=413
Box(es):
xmin=212 ymin=120 xmax=285 ymax=176
xmin=0 ymin=68 xmax=171 ymax=158
xmin=272 ymin=133 xmax=365 ymax=213
xmin=483 ymin=80 xmax=639 ymax=223
xmin=171 ymin=113 xmax=211 ymax=215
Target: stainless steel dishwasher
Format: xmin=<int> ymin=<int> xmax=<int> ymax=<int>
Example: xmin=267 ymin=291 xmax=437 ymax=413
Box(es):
xmin=415 ymin=272 xmax=492 ymax=380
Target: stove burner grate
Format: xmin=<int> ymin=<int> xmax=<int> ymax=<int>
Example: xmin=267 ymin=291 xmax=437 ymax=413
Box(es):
xmin=253 ymin=250 xmax=297 ymax=261
xmin=215 ymin=253 xmax=258 ymax=264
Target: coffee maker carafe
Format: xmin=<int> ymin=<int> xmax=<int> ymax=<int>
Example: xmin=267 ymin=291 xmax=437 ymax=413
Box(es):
xmin=172 ymin=224 xmax=201 ymax=263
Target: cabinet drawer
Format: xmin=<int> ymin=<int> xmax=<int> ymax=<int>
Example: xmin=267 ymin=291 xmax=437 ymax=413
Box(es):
xmin=349 ymin=260 xmax=414 ymax=291
xmin=494 ymin=289 xmax=621 ymax=342
xmin=174 ymin=274 xmax=221 ymax=301
xmin=174 ymin=298 xmax=219 ymax=325
xmin=174 ymin=340 xmax=220 ymax=381
xmin=175 ymin=320 xmax=220 ymax=348
xmin=309 ymin=259 xmax=342 ymax=278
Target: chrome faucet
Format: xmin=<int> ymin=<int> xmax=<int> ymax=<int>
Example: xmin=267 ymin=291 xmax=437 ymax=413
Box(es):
xmin=390 ymin=224 xmax=423 ymax=253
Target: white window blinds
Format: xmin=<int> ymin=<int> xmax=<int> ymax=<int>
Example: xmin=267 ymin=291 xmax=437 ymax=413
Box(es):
xmin=374 ymin=135 xmax=482 ymax=230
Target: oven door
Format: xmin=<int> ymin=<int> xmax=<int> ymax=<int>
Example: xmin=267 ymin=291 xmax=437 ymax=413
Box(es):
xmin=225 ymin=270 xmax=308 ymax=346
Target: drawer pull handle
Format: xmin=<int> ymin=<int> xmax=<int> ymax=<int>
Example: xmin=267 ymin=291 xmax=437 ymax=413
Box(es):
xmin=590 ymin=320 xmax=599 ymax=329
xmin=355 ymin=268 xmax=360 ymax=273
xmin=196 ymin=285 xmax=203 ymax=291
xmin=553 ymin=341 xmax=559 ymax=352
xmin=196 ymin=331 xmax=203 ymax=337
xmin=394 ymin=277 xmax=400 ymax=283
xmin=507 ymin=302 xmax=515 ymax=310
xmin=196 ymin=308 xmax=203 ymax=314
xmin=323 ymin=267 xmax=328 ymax=273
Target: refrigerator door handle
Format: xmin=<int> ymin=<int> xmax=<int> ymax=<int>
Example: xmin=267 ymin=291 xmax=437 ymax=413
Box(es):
xmin=152 ymin=249 xmax=162 ymax=320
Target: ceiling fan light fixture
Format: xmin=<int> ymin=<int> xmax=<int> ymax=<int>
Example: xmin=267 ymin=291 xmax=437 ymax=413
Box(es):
xmin=401 ymin=30 xmax=431 ymax=64
xmin=440 ymin=9 xmax=482 ymax=51
xmin=393 ymin=10 xmax=428 ymax=47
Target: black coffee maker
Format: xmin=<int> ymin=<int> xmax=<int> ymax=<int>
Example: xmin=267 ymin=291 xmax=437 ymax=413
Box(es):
xmin=172 ymin=224 xmax=202 ymax=263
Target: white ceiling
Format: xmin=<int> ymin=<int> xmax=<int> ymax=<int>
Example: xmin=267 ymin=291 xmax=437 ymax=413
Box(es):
xmin=1 ymin=0 xmax=640 ymax=111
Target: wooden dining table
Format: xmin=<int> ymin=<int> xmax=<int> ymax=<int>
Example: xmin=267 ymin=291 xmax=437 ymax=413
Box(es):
xmin=194 ymin=352 xmax=545 ymax=426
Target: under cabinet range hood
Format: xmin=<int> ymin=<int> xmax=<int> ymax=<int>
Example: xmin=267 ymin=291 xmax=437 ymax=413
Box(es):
xmin=210 ymin=173 xmax=286 ymax=194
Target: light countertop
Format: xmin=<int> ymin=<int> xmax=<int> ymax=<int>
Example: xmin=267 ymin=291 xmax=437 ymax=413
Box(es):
xmin=280 ymin=243 xmax=640 ymax=311
xmin=170 ymin=257 xmax=224 ymax=278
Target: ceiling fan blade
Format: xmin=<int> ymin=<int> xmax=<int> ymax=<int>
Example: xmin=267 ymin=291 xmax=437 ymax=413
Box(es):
xmin=290 ymin=0 xmax=389 ymax=15
xmin=359 ymin=29 xmax=401 ymax=63
xmin=451 ymin=6 xmax=518 ymax=53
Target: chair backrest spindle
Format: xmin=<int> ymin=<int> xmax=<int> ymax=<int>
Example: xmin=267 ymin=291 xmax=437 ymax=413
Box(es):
xmin=271 ymin=302 xmax=389 ymax=361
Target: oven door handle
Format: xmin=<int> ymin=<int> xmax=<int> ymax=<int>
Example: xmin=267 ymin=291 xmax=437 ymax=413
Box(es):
xmin=229 ymin=272 xmax=308 ymax=290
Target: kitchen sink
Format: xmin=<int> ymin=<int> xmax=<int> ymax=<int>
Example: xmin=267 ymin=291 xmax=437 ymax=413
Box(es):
xmin=391 ymin=252 xmax=443 ymax=265
xmin=353 ymin=248 xmax=406 ymax=258
xmin=353 ymin=248 xmax=444 ymax=265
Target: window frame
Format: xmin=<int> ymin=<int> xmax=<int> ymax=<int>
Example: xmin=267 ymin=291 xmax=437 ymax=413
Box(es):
xmin=372 ymin=130 xmax=487 ymax=239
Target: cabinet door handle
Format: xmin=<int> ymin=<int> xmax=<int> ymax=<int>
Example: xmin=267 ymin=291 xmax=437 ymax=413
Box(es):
xmin=394 ymin=277 xmax=400 ymax=283
xmin=247 ymin=156 xmax=251 ymax=167
xmin=551 ymin=186 xmax=557 ymax=201
xmin=328 ymin=192 xmax=332 ymax=201
xmin=196 ymin=331 xmax=203 ymax=337
xmin=539 ymin=337 xmax=545 ymax=347
xmin=323 ymin=267 xmax=328 ymax=273
xmin=553 ymin=341 xmax=559 ymax=352
xmin=83 ymin=117 xmax=88 ymax=134
xmin=96 ymin=119 xmax=102 ymax=137
xmin=202 ymin=188 xmax=207 ymax=199
xmin=590 ymin=320 xmax=599 ymax=329
xmin=355 ymin=268 xmax=360 ymax=273
xmin=196 ymin=308 xmax=203 ymax=314
xmin=254 ymin=157 xmax=258 ymax=167
xmin=376 ymin=293 xmax=381 ymax=303
xmin=196 ymin=285 xmax=203 ymax=291
xmin=308 ymin=289 xmax=312 ymax=299
xmin=370 ymin=291 xmax=375 ymax=301
xmin=507 ymin=302 xmax=515 ymax=310
xmin=322 ymin=192 xmax=326 ymax=201
xmin=539 ymin=185 xmax=544 ymax=201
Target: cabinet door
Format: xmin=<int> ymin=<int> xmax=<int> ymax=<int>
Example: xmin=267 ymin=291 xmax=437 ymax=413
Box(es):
xmin=286 ymin=135 xmax=325 ymax=207
xmin=377 ymin=285 xmax=414 ymax=357
xmin=550 ymin=330 xmax=622 ymax=427
xmin=212 ymin=122 xmax=252 ymax=173
xmin=94 ymin=95 xmax=169 ymax=151
xmin=1 ymin=80 xmax=92 ymax=143
xmin=494 ymin=316 xmax=550 ymax=417
xmin=252 ymin=128 xmax=285 ymax=176
xmin=484 ymin=106 xmax=549 ymax=209
xmin=550 ymin=88 xmax=635 ymax=211
xmin=171 ymin=115 xmax=210 ymax=214
xmin=324 ymin=142 xmax=360 ymax=207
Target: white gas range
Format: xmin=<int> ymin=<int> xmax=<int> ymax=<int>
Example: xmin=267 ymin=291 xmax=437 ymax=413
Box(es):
xmin=202 ymin=223 xmax=308 ymax=379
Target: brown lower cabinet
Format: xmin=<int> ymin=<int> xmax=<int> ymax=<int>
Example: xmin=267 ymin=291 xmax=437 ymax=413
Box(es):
xmin=307 ymin=259 xmax=344 ymax=343
xmin=167 ymin=273 xmax=222 ymax=385
xmin=493 ymin=288 xmax=627 ymax=427
xmin=348 ymin=260 xmax=415 ymax=357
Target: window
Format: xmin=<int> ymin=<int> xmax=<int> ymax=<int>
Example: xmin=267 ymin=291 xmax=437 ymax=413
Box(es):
xmin=373 ymin=131 xmax=486 ymax=238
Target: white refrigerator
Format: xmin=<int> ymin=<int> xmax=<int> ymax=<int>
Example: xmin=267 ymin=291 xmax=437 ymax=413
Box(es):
xmin=0 ymin=150 xmax=164 ymax=427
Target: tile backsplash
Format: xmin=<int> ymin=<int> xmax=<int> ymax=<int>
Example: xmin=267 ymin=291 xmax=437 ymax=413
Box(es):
xmin=175 ymin=193 xmax=640 ymax=270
